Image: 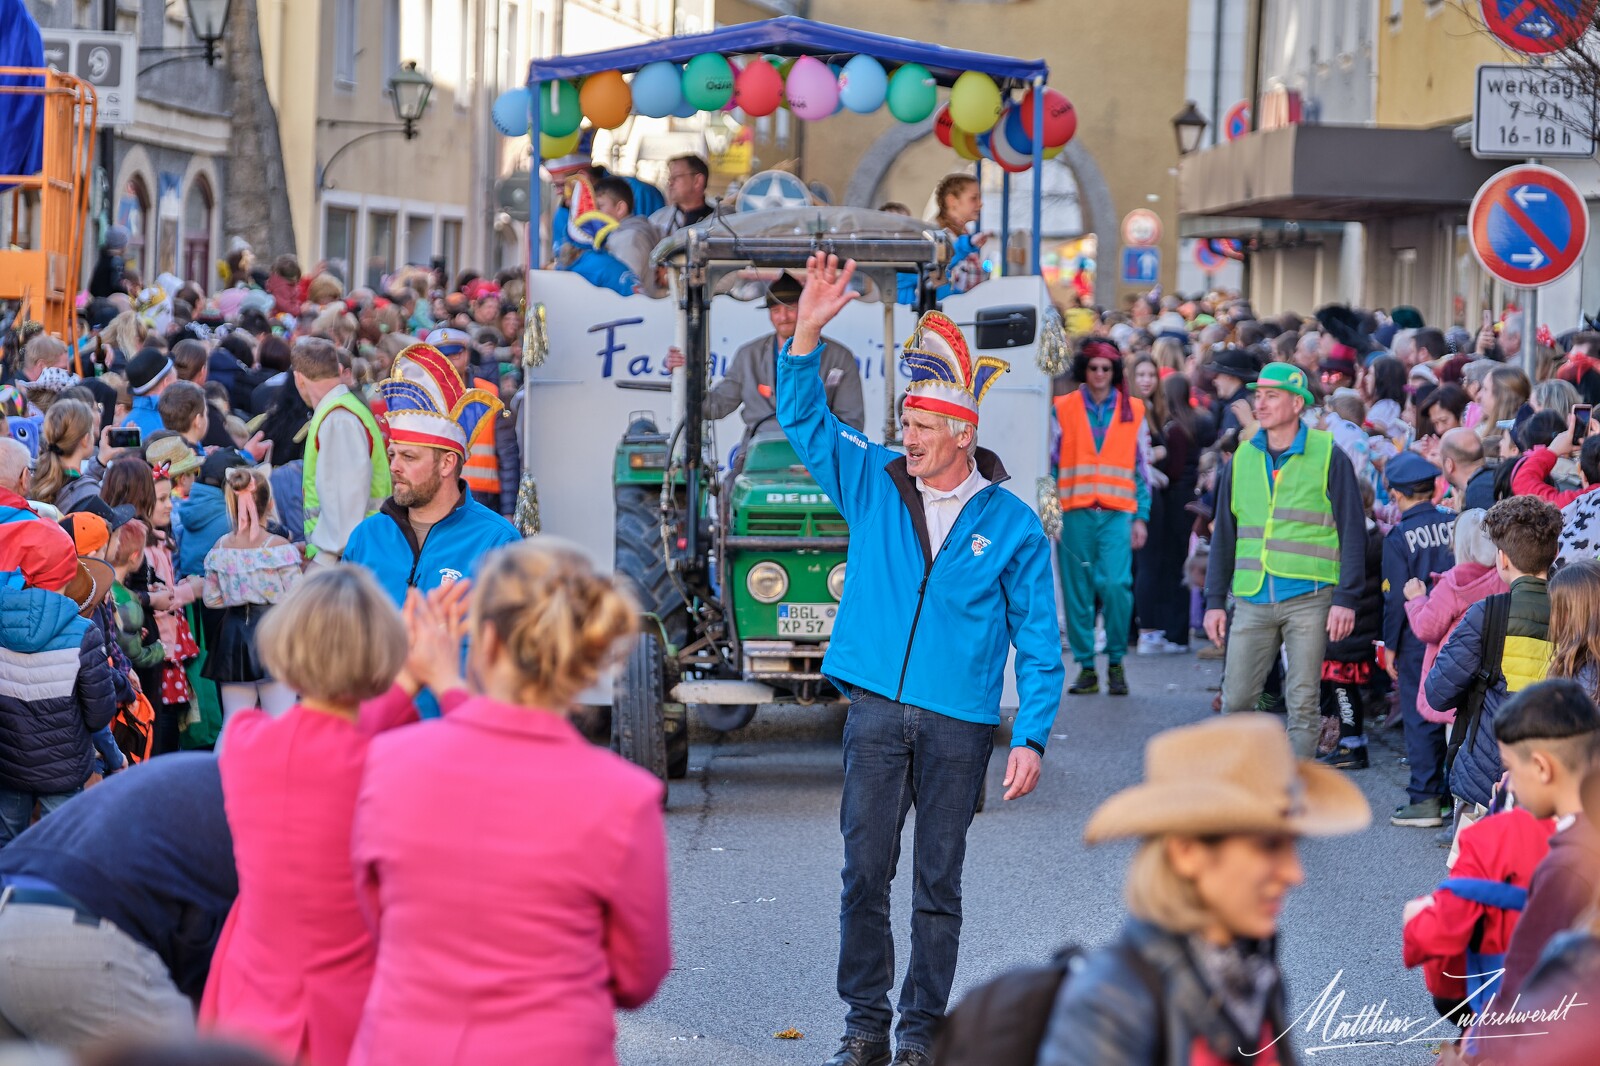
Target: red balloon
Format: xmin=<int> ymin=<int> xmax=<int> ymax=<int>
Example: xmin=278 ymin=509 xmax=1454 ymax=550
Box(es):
xmin=933 ymin=103 xmax=954 ymax=147
xmin=736 ymin=57 xmax=784 ymax=118
xmin=1021 ymin=87 xmax=1077 ymax=149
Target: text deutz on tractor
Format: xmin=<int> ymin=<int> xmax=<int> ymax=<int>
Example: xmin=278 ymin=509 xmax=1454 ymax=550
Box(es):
xmin=609 ymin=208 xmax=1041 ymax=785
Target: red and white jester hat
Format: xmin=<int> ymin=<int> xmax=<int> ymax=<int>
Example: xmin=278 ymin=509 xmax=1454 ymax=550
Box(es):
xmin=901 ymin=311 xmax=1009 ymax=426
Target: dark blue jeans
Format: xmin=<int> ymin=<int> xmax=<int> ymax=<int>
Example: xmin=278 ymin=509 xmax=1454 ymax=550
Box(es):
xmin=1398 ymin=639 xmax=1446 ymax=803
xmin=837 ymin=687 xmax=993 ymax=1055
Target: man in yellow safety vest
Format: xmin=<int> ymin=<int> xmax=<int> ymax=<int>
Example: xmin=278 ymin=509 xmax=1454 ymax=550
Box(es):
xmin=1202 ymin=361 xmax=1367 ymax=758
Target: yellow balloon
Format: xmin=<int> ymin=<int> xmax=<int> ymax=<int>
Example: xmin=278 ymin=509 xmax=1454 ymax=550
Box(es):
xmin=952 ymin=131 xmax=981 ymax=161
xmin=580 ymin=70 xmax=632 ymax=130
xmin=949 ymin=71 xmax=1002 ymax=134
xmin=541 ymin=128 xmax=582 ymax=157
xmin=1042 ymin=141 xmax=1065 ymax=160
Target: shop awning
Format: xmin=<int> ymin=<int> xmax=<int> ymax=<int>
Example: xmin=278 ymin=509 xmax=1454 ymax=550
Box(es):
xmin=1177 ymin=124 xmax=1502 ymax=221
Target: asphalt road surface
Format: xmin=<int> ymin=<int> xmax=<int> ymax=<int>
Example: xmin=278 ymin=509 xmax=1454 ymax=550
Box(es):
xmin=616 ymin=649 xmax=1450 ymax=1065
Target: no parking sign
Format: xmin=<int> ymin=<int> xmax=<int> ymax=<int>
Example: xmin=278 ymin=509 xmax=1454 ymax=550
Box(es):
xmin=1468 ymin=163 xmax=1590 ymax=287
xmin=1480 ymin=0 xmax=1598 ymax=55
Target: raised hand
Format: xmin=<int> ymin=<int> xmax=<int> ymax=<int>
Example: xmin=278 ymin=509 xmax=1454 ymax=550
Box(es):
xmin=792 ymin=253 xmax=858 ymax=354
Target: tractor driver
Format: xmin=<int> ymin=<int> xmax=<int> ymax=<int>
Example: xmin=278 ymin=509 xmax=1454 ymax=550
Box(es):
xmin=665 ymin=273 xmax=865 ymax=462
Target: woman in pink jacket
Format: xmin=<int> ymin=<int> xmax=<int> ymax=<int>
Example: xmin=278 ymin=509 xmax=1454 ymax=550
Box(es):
xmin=201 ymin=566 xmax=469 ymax=1066
xmin=1403 ymin=509 xmax=1506 ymax=723
xmin=349 ymin=540 xmax=670 ymax=1066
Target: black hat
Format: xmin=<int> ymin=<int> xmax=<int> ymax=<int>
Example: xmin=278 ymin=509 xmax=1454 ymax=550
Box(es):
xmin=1315 ymin=305 xmax=1376 ymax=355
xmin=126 ymin=348 xmax=174 ymax=395
xmin=764 ymin=273 xmax=803 ymax=308
xmin=199 ymin=449 xmax=250 ymax=488
xmin=1202 ymin=346 xmax=1261 ymax=382
xmin=63 ymin=495 xmax=137 ymax=531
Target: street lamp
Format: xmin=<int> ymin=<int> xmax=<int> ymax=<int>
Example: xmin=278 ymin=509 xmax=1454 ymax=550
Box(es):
xmin=1172 ymin=100 xmax=1209 ymax=156
xmin=317 ymin=63 xmax=437 ymax=189
xmin=185 ymin=0 xmax=231 ymax=66
xmin=389 ymin=62 xmax=434 ymax=140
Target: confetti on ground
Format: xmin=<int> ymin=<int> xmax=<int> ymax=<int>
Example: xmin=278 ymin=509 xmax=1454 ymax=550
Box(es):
xmin=774 ymin=1028 xmax=804 ymax=1040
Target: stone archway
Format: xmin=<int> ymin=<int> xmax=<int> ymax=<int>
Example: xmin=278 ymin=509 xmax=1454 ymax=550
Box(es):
xmin=842 ymin=120 xmax=1119 ymax=274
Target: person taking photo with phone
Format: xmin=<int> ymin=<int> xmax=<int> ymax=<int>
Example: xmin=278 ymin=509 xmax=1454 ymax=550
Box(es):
xmin=1512 ymin=406 xmax=1600 ymax=509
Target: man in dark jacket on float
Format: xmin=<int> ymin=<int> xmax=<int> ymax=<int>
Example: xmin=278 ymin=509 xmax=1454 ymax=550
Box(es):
xmin=0 ymin=753 xmax=237 ymax=1045
xmin=0 ymin=442 xmax=116 ymax=844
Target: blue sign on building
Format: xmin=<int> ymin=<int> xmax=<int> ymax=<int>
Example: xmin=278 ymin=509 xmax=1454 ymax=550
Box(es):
xmin=1121 ymin=246 xmax=1160 ymax=285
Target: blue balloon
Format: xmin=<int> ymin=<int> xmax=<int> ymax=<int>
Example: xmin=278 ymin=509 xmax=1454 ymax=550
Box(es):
xmin=491 ymin=87 xmax=531 ymax=138
xmin=671 ymin=94 xmax=698 ymax=119
xmin=632 ymin=62 xmax=683 ymax=119
xmin=830 ymin=64 xmax=845 ymax=115
xmin=838 ymin=55 xmax=887 ymax=114
xmin=1002 ymin=106 xmax=1034 ymax=155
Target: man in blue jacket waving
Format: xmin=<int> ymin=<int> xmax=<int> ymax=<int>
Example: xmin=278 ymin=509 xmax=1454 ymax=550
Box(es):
xmin=779 ymin=254 xmax=1065 ymax=1066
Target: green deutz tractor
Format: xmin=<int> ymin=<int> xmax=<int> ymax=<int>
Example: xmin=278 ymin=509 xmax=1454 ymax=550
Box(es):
xmin=608 ymin=208 xmax=949 ymax=782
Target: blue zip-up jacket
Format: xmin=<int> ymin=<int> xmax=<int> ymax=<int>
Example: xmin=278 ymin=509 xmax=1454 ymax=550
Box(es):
xmin=123 ymin=394 xmax=165 ymax=438
xmin=175 ymin=483 xmax=230 ymax=577
xmin=0 ymin=576 xmax=116 ymax=794
xmin=343 ymin=482 xmax=521 ymax=605
xmin=777 ymin=339 xmax=1065 ymax=753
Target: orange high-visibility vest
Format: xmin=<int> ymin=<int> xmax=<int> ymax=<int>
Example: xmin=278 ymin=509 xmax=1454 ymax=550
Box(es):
xmin=1054 ymin=389 xmax=1144 ymax=513
xmin=463 ymin=375 xmax=501 ymax=499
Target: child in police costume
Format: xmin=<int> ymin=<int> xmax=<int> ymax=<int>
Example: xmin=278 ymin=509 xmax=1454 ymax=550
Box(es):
xmin=1383 ymin=451 xmax=1457 ymax=828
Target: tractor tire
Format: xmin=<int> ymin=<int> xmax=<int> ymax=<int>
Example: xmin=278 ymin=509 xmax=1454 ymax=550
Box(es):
xmin=613 ymin=630 xmax=668 ymax=782
xmin=613 ymin=484 xmax=687 ymax=647
xmin=694 ymin=703 xmax=757 ymax=732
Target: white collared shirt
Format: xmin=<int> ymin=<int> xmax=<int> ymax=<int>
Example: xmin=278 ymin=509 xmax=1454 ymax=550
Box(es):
xmin=917 ymin=459 xmax=989 ymax=561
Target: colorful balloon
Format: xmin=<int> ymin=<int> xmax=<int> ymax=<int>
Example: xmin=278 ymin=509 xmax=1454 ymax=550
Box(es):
xmin=540 ymin=127 xmax=582 ymax=158
xmin=784 ymin=55 xmax=838 ymax=120
xmin=682 ymin=52 xmax=735 ymax=111
xmin=933 ymin=103 xmax=955 ymax=147
xmin=579 ymin=70 xmax=631 ymax=129
xmin=886 ymin=63 xmax=936 ymax=124
xmin=1043 ymin=141 xmax=1066 ymax=161
xmin=949 ymin=71 xmax=1002 ymax=134
xmin=540 ymin=80 xmax=581 ymax=138
xmin=735 ymin=56 xmax=784 ymax=117
xmin=490 ymin=87 xmax=531 ymax=138
xmin=631 ymin=62 xmax=683 ymax=118
xmin=952 ymin=130 xmax=981 ymax=161
xmin=723 ymin=59 xmax=742 ymax=111
xmin=986 ymin=117 xmax=1032 ymax=172
xmin=837 ymin=54 xmax=888 ymax=114
xmin=1001 ymin=105 xmax=1033 ymax=155
xmin=1020 ymin=87 xmax=1077 ymax=148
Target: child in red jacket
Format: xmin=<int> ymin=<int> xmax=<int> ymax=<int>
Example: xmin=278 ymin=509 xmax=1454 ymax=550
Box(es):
xmin=1402 ymin=795 xmax=1552 ymax=1022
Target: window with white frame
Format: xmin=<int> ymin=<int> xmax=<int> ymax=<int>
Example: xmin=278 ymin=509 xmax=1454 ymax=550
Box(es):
xmin=334 ymin=0 xmax=357 ymax=89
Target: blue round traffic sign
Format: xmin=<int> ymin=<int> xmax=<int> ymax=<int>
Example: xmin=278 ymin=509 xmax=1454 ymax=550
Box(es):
xmin=1480 ymin=0 xmax=1598 ymax=55
xmin=1223 ymin=101 xmax=1251 ymax=142
xmin=1469 ymin=164 xmax=1590 ymax=287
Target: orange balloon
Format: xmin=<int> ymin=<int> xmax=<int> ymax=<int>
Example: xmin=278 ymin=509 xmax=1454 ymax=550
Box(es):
xmin=580 ymin=70 xmax=631 ymax=130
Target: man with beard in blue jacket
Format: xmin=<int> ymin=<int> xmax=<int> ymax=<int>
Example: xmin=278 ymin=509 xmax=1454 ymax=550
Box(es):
xmin=778 ymin=254 xmax=1064 ymax=1066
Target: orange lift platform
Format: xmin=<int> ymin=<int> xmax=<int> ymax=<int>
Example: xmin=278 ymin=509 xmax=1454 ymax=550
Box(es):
xmin=0 ymin=68 xmax=97 ymax=341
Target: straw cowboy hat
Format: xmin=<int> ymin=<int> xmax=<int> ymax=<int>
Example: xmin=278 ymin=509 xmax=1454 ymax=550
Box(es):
xmin=1084 ymin=715 xmax=1371 ymax=843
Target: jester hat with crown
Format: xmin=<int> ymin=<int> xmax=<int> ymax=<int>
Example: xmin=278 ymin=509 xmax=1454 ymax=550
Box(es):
xmin=565 ymin=174 xmax=619 ymax=250
xmin=901 ymin=311 xmax=1009 ymax=426
xmin=379 ymin=343 xmax=503 ymax=456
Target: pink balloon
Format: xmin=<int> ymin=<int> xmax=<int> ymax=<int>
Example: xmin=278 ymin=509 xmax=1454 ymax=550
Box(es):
xmin=784 ymin=55 xmax=838 ymax=121
xmin=735 ymin=58 xmax=783 ymax=118
xmin=723 ymin=58 xmax=743 ymax=111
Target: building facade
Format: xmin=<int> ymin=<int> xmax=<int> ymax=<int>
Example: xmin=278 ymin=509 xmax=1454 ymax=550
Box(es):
xmin=716 ymin=0 xmax=1194 ymax=307
xmin=24 ymin=0 xmax=230 ymax=293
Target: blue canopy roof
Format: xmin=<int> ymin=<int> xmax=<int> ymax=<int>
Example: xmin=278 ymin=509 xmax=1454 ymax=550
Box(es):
xmin=525 ymin=16 xmax=1048 ymax=88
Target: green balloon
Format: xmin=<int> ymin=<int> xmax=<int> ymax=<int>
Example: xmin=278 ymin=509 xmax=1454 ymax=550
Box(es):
xmin=682 ymin=53 xmax=734 ymax=111
xmin=541 ymin=80 xmax=581 ymax=138
xmin=887 ymin=63 xmax=937 ymax=124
